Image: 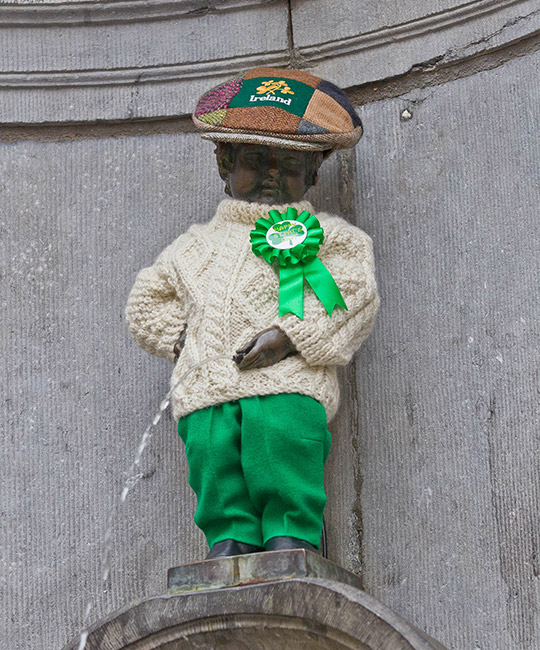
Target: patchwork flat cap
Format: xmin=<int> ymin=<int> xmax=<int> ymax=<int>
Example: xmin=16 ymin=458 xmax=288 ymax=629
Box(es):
xmin=192 ymin=67 xmax=362 ymax=153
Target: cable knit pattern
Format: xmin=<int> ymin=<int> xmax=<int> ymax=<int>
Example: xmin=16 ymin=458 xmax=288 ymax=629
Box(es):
xmin=125 ymin=198 xmax=379 ymax=422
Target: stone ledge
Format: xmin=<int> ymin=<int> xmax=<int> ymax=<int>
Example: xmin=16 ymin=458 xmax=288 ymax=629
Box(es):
xmin=167 ymin=548 xmax=360 ymax=594
xmin=64 ymin=550 xmax=450 ymax=650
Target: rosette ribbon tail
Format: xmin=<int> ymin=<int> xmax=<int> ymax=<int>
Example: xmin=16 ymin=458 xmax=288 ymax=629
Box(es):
xmin=278 ymin=264 xmax=304 ymax=318
xmin=303 ymin=257 xmax=348 ymax=317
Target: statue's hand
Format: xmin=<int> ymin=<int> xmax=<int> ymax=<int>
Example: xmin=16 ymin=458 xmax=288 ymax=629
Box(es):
xmin=173 ymin=326 xmax=187 ymax=362
xmin=234 ymin=326 xmax=297 ymax=371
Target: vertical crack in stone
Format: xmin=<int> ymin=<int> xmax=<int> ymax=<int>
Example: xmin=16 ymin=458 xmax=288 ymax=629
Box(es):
xmin=287 ymin=0 xmax=308 ymax=68
xmin=286 ymin=0 xmax=294 ymax=59
xmin=337 ymin=148 xmax=356 ymax=220
xmin=336 ymin=148 xmax=364 ymax=582
xmin=349 ymin=359 xmax=364 ymax=584
xmin=482 ymin=393 xmax=537 ymax=648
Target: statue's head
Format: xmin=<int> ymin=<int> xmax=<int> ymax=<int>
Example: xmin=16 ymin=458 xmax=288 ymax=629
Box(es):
xmin=214 ymin=142 xmax=324 ymax=205
xmin=193 ymin=66 xmax=363 ymax=204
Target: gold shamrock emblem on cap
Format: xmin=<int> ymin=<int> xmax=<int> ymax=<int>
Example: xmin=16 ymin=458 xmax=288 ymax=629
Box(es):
xmin=256 ymin=80 xmax=295 ymax=96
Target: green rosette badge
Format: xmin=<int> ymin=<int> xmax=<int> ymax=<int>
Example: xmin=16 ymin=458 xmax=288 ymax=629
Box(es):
xmin=250 ymin=206 xmax=347 ymax=319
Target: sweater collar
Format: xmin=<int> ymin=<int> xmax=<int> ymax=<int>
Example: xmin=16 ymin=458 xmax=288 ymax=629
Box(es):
xmin=213 ymin=198 xmax=315 ymax=226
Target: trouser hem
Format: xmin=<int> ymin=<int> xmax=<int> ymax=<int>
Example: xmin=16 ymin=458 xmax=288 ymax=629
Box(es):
xmin=205 ymin=528 xmax=264 ymax=549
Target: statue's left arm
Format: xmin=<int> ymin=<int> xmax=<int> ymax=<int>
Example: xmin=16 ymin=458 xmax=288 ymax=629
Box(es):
xmin=275 ymin=219 xmax=379 ymax=366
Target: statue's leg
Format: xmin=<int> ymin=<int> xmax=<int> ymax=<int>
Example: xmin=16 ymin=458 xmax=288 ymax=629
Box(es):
xmin=177 ymin=401 xmax=263 ymax=549
xmin=240 ymin=393 xmax=331 ymax=549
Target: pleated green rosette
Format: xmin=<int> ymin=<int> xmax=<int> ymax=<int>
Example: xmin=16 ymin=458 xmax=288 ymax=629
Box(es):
xmin=250 ymin=206 xmax=347 ymax=319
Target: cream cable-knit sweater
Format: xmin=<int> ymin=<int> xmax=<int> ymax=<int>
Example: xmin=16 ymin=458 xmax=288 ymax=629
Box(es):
xmin=126 ymin=198 xmax=379 ymax=422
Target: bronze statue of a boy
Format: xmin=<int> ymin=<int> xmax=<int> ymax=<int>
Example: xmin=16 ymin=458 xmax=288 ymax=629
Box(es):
xmin=126 ymin=67 xmax=379 ymax=558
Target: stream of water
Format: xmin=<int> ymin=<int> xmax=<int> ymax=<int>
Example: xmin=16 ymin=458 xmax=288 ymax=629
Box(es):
xmin=76 ymin=355 xmax=231 ymax=650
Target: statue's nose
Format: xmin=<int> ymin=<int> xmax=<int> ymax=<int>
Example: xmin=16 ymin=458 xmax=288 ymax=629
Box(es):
xmin=266 ymin=150 xmax=280 ymax=177
xmin=262 ymin=175 xmax=279 ymax=188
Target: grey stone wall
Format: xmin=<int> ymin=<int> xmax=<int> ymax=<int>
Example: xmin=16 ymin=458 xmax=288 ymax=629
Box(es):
xmin=1 ymin=2 xmax=539 ymax=650
xmin=349 ymin=52 xmax=540 ymax=649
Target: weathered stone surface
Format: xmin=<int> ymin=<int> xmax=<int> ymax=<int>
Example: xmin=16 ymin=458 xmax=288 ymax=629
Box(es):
xmin=342 ymin=51 xmax=540 ymax=650
xmin=1 ymin=134 xmax=218 ymax=650
xmin=292 ymin=0 xmax=540 ymax=87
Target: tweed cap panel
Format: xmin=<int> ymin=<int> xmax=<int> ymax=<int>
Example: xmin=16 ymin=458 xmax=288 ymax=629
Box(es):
xmin=297 ymin=118 xmax=330 ymax=135
xmin=244 ymin=66 xmax=321 ymax=88
xmin=316 ymin=79 xmax=362 ymax=128
xmin=194 ymin=79 xmax=242 ymax=118
xmin=223 ymin=106 xmax=301 ymax=134
xmin=304 ymin=89 xmax=354 ymax=133
xmin=198 ymin=109 xmax=227 ymax=126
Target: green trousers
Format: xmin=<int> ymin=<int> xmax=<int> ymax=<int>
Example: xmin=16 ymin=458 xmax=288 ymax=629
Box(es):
xmin=177 ymin=393 xmax=331 ymax=548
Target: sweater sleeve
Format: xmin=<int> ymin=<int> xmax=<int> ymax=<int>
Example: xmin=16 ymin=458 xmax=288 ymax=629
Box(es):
xmin=274 ymin=219 xmax=379 ymax=366
xmin=125 ymin=241 xmax=188 ymax=362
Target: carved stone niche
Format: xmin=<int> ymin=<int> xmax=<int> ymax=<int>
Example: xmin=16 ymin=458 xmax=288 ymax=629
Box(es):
xmin=0 ymin=0 xmax=291 ymax=124
xmin=64 ymin=550 xmax=450 ymax=650
xmin=1 ymin=0 xmax=538 ymax=125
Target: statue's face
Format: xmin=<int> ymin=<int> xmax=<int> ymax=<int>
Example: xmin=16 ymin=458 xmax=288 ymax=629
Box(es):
xmin=227 ymin=144 xmax=320 ymax=205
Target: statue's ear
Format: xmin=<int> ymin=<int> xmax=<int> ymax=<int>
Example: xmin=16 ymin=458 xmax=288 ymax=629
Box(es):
xmin=215 ymin=142 xmax=235 ymax=183
xmin=308 ymin=151 xmax=325 ymax=189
